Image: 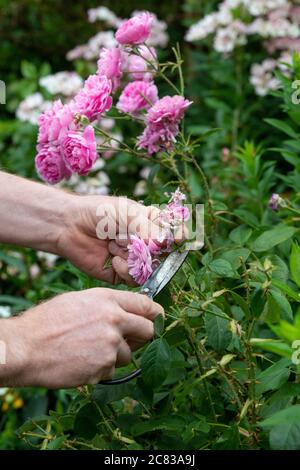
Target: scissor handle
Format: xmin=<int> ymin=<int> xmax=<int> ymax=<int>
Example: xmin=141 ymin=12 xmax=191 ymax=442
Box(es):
xmin=99 ymin=288 xmax=153 ymax=385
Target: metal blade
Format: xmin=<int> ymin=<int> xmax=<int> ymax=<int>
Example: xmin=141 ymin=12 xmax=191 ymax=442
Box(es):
xmin=140 ymin=250 xmax=189 ymax=299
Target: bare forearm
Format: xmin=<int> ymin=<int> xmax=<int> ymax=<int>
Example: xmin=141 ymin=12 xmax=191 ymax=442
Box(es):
xmin=0 ymin=317 xmax=28 ymax=387
xmin=0 ymin=171 xmax=73 ymax=253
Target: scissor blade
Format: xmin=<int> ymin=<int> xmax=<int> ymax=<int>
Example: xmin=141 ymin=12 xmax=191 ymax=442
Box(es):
xmin=140 ymin=250 xmax=189 ymax=299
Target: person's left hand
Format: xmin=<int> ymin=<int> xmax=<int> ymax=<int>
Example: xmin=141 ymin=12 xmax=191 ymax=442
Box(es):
xmin=56 ymin=195 xmax=164 ymax=285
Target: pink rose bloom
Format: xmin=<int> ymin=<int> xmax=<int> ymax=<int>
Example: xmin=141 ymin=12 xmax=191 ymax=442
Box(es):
xmin=38 ymin=100 xmax=76 ymax=145
xmin=97 ymin=46 xmax=125 ymax=92
xmin=146 ymin=95 xmax=192 ymax=125
xmin=115 ymin=12 xmax=153 ymax=45
xmin=74 ymin=74 xmax=112 ymax=122
xmin=138 ymin=95 xmax=192 ymax=155
xmin=35 ymin=143 xmax=71 ymax=184
xmin=62 ymin=125 xmax=98 ymax=175
xmin=138 ymin=123 xmax=179 ymax=154
xmin=125 ymin=46 xmax=157 ymax=81
xmin=117 ymin=80 xmax=158 ymax=116
xmin=127 ymin=235 xmax=153 ymax=285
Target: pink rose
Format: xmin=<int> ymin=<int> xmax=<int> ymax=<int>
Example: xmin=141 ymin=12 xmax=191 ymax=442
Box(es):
xmin=127 ymin=235 xmax=154 ymax=285
xmin=38 ymin=100 xmax=76 ymax=145
xmin=138 ymin=95 xmax=192 ymax=155
xmin=125 ymin=46 xmax=157 ymax=81
xmin=117 ymin=80 xmax=158 ymax=116
xmin=115 ymin=12 xmax=154 ymax=45
xmin=97 ymin=46 xmax=125 ymax=92
xmin=35 ymin=143 xmax=71 ymax=184
xmin=62 ymin=125 xmax=98 ymax=175
xmin=146 ymin=95 xmax=192 ymax=125
xmin=74 ymin=74 xmax=112 ymax=122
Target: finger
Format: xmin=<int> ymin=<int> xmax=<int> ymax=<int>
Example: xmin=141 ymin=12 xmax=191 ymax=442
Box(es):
xmin=116 ymin=339 xmax=132 ymax=367
xmin=121 ymin=311 xmax=154 ymax=342
xmin=93 ymin=365 xmax=115 ymax=383
xmin=127 ymin=338 xmax=149 ymax=352
xmin=113 ymin=290 xmax=164 ymax=320
xmin=112 ymin=256 xmax=137 ymax=286
xmin=108 ymin=241 xmax=128 ymax=260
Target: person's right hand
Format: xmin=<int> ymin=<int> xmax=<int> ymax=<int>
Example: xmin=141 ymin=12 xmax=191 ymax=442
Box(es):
xmin=0 ymin=288 xmax=164 ymax=389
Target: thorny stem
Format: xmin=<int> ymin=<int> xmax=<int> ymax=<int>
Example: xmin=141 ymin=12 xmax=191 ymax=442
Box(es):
xmin=185 ymin=327 xmax=217 ymax=422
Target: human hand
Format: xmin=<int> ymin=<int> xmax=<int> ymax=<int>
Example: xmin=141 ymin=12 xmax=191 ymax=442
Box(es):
xmin=0 ymin=288 xmax=164 ymax=388
xmin=57 ymin=194 xmax=165 ymax=285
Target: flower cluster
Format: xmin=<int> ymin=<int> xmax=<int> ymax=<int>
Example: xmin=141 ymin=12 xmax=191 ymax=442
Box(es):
xmin=185 ymin=0 xmax=300 ymax=95
xmin=39 ymin=72 xmax=83 ymax=97
xmin=127 ymin=188 xmax=190 ymax=285
xmin=35 ymin=73 xmax=112 ymax=184
xmin=35 ymin=11 xmax=190 ymax=184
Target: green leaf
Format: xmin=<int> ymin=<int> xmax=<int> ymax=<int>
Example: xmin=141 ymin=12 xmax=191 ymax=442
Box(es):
xmin=209 ymin=259 xmax=237 ymax=278
xmin=73 ymin=403 xmax=101 ymax=440
xmin=154 ymin=314 xmax=164 ymax=337
xmin=205 ymin=313 xmax=232 ymax=351
xmin=270 ymin=423 xmax=300 ymax=450
xmin=251 ymin=225 xmax=297 ymax=252
xmin=290 ymin=242 xmax=300 ymax=289
xmin=141 ymin=338 xmax=171 ymax=389
xmin=47 ymin=436 xmax=67 ymax=450
xmin=131 ymin=415 xmax=186 ymax=437
xmin=272 ymin=279 xmax=300 ymax=302
xmin=92 ymin=382 xmax=134 ymax=404
xmin=21 ymin=60 xmax=37 ymax=79
xmin=220 ymin=248 xmax=250 ymax=269
xmin=256 ymin=358 xmax=290 ymax=396
xmin=265 ymin=118 xmax=299 ymax=139
xmin=269 ymin=290 xmax=293 ymax=322
xmin=229 ymin=225 xmax=253 ymax=245
xmin=259 ymin=404 xmax=300 ymax=427
xmin=251 ymin=339 xmax=293 ymax=358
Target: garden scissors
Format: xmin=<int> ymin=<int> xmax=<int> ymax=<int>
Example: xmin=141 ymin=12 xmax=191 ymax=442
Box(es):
xmin=99 ymin=249 xmax=189 ymax=385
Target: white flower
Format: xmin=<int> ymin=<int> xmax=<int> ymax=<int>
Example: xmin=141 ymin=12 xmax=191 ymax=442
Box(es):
xmin=134 ymin=180 xmax=147 ymax=197
xmin=99 ymin=117 xmax=116 ymax=131
xmin=37 ymin=251 xmax=58 ymax=268
xmin=87 ymin=6 xmax=121 ymax=27
xmin=0 ymin=306 xmax=11 ymax=318
xmin=16 ymin=93 xmax=51 ymax=125
xmin=140 ymin=166 xmax=152 ymax=179
xmin=39 ymin=72 xmax=83 ymax=97
xmin=84 ymin=31 xmax=117 ymax=60
xmin=250 ymin=59 xmax=280 ymax=96
xmin=185 ymin=13 xmax=219 ymax=42
xmin=0 ymin=388 xmax=8 ymax=396
xmin=214 ymin=27 xmax=238 ymax=53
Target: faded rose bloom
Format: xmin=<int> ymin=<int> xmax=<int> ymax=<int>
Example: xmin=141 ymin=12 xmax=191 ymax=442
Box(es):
xmin=116 ymin=12 xmax=154 ymax=45
xmin=62 ymin=125 xmax=98 ymax=176
xmin=35 ymin=143 xmax=71 ymax=184
xmin=127 ymin=235 xmax=153 ymax=284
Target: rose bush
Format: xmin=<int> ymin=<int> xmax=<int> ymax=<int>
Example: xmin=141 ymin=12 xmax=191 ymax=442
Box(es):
xmin=1 ymin=1 xmax=300 ymax=451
